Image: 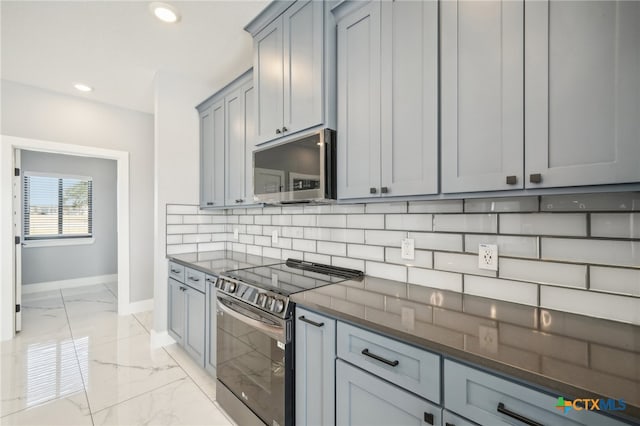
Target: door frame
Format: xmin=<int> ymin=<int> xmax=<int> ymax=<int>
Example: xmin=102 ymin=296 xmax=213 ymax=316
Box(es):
xmin=0 ymin=135 xmax=131 ymax=341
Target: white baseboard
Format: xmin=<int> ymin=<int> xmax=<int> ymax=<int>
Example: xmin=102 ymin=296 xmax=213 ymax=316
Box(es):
xmin=122 ymin=298 xmax=154 ymax=315
xmin=22 ymin=274 xmax=118 ymax=294
xmin=150 ymin=329 xmax=176 ymax=348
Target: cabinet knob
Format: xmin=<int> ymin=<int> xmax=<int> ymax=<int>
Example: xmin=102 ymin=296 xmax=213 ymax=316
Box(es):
xmin=506 ymin=175 xmax=517 ymax=185
xmin=381 ymin=186 xmax=389 ymax=194
xmin=529 ymin=173 xmax=542 ymax=183
xmin=282 ymin=126 xmax=288 ymax=132
xmin=276 ymin=128 xmax=282 ymax=134
xmin=369 ymin=187 xmax=377 ymax=194
xmin=235 ymin=199 xmax=243 ymax=203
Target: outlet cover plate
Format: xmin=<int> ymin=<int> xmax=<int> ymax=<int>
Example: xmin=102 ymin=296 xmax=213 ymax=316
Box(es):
xmin=233 ymin=228 xmax=239 ymax=240
xmin=401 ymin=238 xmax=415 ymax=260
xmin=272 ymin=230 xmax=279 ymax=244
xmin=478 ymin=243 xmax=498 ymax=271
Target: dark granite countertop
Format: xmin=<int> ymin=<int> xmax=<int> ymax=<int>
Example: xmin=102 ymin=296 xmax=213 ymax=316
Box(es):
xmin=291 ymin=277 xmax=640 ymax=422
xmin=167 ymin=251 xmax=282 ymax=276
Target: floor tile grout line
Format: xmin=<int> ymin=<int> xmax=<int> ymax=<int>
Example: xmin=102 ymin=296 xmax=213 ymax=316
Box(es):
xmin=161 ymin=346 xmax=219 ymax=405
xmin=61 ymin=288 xmax=96 ymax=426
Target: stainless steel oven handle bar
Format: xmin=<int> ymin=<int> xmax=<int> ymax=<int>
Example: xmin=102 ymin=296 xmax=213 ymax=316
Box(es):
xmin=216 ymin=296 xmax=285 ymax=342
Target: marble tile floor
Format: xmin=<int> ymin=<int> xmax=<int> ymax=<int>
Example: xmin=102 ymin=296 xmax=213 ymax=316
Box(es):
xmin=0 ymin=283 xmax=233 ymax=426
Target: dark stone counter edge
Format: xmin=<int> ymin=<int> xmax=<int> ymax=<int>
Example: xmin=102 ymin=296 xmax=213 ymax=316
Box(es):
xmin=167 ymin=257 xmax=223 ymax=276
xmin=292 ymin=298 xmax=640 ymax=423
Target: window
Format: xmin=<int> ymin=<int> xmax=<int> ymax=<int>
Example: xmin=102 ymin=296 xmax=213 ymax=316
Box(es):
xmin=23 ymin=173 xmax=93 ymax=240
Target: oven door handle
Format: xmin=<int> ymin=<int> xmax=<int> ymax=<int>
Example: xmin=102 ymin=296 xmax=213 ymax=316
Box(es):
xmin=217 ymin=297 xmax=285 ymax=342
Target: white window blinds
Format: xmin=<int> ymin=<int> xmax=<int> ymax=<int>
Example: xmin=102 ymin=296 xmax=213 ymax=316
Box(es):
xmin=23 ymin=173 xmax=93 ymax=239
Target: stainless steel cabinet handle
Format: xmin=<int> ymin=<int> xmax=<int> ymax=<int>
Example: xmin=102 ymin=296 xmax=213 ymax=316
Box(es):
xmin=370 ymin=187 xmax=377 ymax=194
xmin=497 ymin=403 xmax=543 ymax=426
xmin=235 ymin=199 xmax=243 ymax=203
xmin=298 ymin=316 xmax=324 ymax=328
xmin=381 ymin=186 xmax=389 ymax=194
xmin=506 ymin=175 xmax=517 ymax=185
xmin=423 ymin=412 xmax=434 ymax=425
xmin=276 ymin=128 xmax=282 ymax=134
xmin=361 ymin=348 xmax=399 ymax=367
xmin=188 ymin=276 xmax=200 ymax=282
xmin=529 ymin=173 xmax=542 ymax=183
xmin=282 ymin=126 xmax=288 ymax=132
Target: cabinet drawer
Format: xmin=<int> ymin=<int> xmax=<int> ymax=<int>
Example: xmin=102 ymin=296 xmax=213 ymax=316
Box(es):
xmin=444 ymin=360 xmax=627 ymax=426
xmin=336 ymin=359 xmax=441 ymax=426
xmin=442 ymin=410 xmax=478 ymax=426
xmin=337 ymin=322 xmax=440 ymax=403
xmin=168 ymin=261 xmax=185 ymax=283
xmin=184 ymin=268 xmax=206 ymax=293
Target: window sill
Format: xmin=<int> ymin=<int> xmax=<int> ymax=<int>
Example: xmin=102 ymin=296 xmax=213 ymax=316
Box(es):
xmin=23 ymin=237 xmax=95 ymax=248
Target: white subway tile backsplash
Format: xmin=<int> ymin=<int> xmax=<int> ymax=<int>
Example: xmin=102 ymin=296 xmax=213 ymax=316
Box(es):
xmin=281 ymin=226 xmax=304 ymax=239
xmin=303 ymin=205 xmax=332 ymax=214
xmin=317 ymin=241 xmax=347 ymax=256
xmin=464 ymin=197 xmax=539 ymax=213
xmin=331 ymin=204 xmax=365 ymax=214
xmin=166 ymin=215 xmax=182 ymax=225
xmin=198 ymin=224 xmax=226 ymax=233
xmin=272 ymin=215 xmax=292 ymax=226
xmin=365 ymin=261 xmax=407 ymax=282
xmin=365 ymin=230 xmax=405 ymax=246
xmin=434 ymin=252 xmax=496 ymax=277
xmin=183 ymin=234 xmax=212 ymax=244
xmin=183 ymin=215 xmax=213 ymax=224
xmin=282 ymin=250 xmax=303 ymax=260
xmin=263 ymin=247 xmax=282 ymax=260
xmin=346 ymin=214 xmax=384 ymax=229
xmin=246 ymin=245 xmax=262 ymax=256
xmin=239 ymin=215 xmax=254 ymax=224
xmin=166 ymin=235 xmax=182 ymax=245
xmin=317 ymin=215 xmax=346 ymax=228
xmin=262 ymin=225 xmax=278 ymax=236
xmin=541 ymin=192 xmax=640 ymax=212
xmin=434 ymin=214 xmax=497 ymax=233
xmin=410 ymin=232 xmax=463 ymax=252
xmin=167 ymin=224 xmax=198 ymax=235
xmin=254 ymin=235 xmax=272 ymax=247
xmin=408 ymin=268 xmax=462 ymax=292
xmin=227 ymin=216 xmax=239 ymax=224
xmin=167 ymin=244 xmax=197 ymax=255
xmin=331 ymin=256 xmax=365 ymax=272
xmin=386 ymin=214 xmax=433 ymax=231
xmin=246 ymin=225 xmax=263 ymax=235
xmin=464 ymin=276 xmax=538 ymax=306
xmin=254 ymin=215 xmax=272 ymax=225
xmin=274 ymin=237 xmax=292 ymax=250
xmin=303 ymin=227 xmax=332 ymax=240
xmin=231 ymin=243 xmax=246 ymax=253
xmin=366 ymin=202 xmax=407 ymax=214
xmin=464 ymin=234 xmax=539 ymax=258
xmin=292 ymin=239 xmax=316 ymax=252
xmin=499 ymin=258 xmax=587 ymax=288
xmin=590 ymin=266 xmax=640 ymax=297
xmin=210 ymin=216 xmax=227 ymax=224
xmin=330 ymin=229 xmax=365 ymax=244
xmin=281 ymin=206 xmax=304 ymax=214
xmin=591 ymin=213 xmax=640 ymax=238
xmin=408 ymin=200 xmax=463 ymax=213
xmin=211 ymin=233 xmax=229 ymax=242
xmin=541 ymin=238 xmax=640 ymax=267
xmin=262 ymin=207 xmax=282 ymax=215
xmin=347 ymin=244 xmax=385 ymax=261
xmin=500 ymin=213 xmax=586 ymax=236
xmin=304 ymin=252 xmax=331 ymax=264
xmin=167 ymin=205 xmax=199 ymax=215
xmin=292 ymin=215 xmax=317 ymax=227
xmin=385 ymin=248 xmax=432 ymax=269
xmin=540 ymin=286 xmax=640 ymax=325
xmin=239 ymin=234 xmax=254 ymax=245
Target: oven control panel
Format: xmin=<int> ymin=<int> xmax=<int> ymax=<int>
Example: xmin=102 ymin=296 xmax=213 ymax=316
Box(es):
xmin=215 ymin=275 xmax=290 ymax=318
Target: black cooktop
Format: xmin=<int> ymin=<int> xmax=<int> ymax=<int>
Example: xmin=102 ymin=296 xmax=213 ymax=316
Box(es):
xmin=222 ymin=259 xmax=363 ymax=297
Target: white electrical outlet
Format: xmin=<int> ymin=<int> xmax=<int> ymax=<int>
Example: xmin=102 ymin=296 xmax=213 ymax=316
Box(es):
xmin=401 ymin=238 xmax=415 ymax=260
xmin=233 ymin=228 xmax=239 ymax=240
xmin=272 ymin=230 xmax=279 ymax=244
xmin=478 ymin=243 xmax=498 ymax=271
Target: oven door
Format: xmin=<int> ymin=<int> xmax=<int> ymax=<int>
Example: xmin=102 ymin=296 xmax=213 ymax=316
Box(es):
xmin=216 ymin=292 xmax=292 ymax=426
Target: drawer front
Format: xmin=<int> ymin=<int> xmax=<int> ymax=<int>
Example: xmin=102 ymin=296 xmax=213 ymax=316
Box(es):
xmin=168 ymin=261 xmax=185 ymax=283
xmin=443 ymin=410 xmax=478 ymax=426
xmin=184 ymin=267 xmax=206 ymax=293
xmin=336 ymin=359 xmax=441 ymax=426
xmin=444 ymin=360 xmax=628 ymax=426
xmin=337 ymin=322 xmax=440 ymax=403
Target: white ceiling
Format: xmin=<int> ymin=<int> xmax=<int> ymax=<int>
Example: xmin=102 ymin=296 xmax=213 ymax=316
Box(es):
xmin=1 ymin=0 xmax=270 ymax=113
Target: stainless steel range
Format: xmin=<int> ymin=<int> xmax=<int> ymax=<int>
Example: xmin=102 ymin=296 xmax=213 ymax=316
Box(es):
xmin=214 ymin=259 xmax=363 ymax=426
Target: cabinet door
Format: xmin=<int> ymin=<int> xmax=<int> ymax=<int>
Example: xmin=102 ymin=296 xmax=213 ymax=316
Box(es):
xmin=199 ymin=105 xmax=214 ymax=208
xmin=441 ymin=0 xmax=524 ymax=193
xmin=283 ymin=0 xmax=324 ymax=135
xmin=184 ymin=286 xmax=206 ymax=367
xmin=167 ymin=278 xmax=185 ymax=345
xmin=225 ymin=86 xmax=246 ymax=206
xmin=380 ymin=0 xmax=438 ymax=197
xmin=337 ymin=1 xmax=382 ymax=199
xmin=243 ymin=83 xmax=256 ymax=203
xmin=205 ymin=276 xmax=217 ymax=375
xmin=525 ymin=0 xmax=640 ymax=188
xmin=255 ymin=16 xmax=284 ymax=144
xmin=336 ymin=359 xmax=441 ymax=426
xmin=295 ymin=308 xmax=336 ymax=426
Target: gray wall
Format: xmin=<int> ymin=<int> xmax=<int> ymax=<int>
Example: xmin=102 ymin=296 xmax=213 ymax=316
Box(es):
xmin=21 ymin=150 xmax=117 ymax=284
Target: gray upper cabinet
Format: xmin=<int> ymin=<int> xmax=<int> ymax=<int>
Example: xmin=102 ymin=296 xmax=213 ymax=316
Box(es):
xmin=225 ymin=76 xmax=256 ymax=206
xmin=336 ymin=0 xmax=438 ymax=200
xmin=525 ymin=0 xmax=640 ymax=188
xmin=199 ymin=99 xmax=226 ymax=208
xmin=441 ymin=0 xmax=524 ymax=193
xmin=247 ymin=0 xmax=334 ymax=145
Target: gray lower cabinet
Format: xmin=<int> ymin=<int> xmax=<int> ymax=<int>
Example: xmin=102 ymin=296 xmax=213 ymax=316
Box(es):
xmin=295 ymin=308 xmax=336 ymax=426
xmin=204 ymin=274 xmax=217 ymax=375
xmin=444 ymin=360 xmax=627 ymax=426
xmin=442 ymin=410 xmax=478 ymax=426
xmin=167 ymin=263 xmax=206 ymax=367
xmin=336 ymin=359 xmax=441 ymax=426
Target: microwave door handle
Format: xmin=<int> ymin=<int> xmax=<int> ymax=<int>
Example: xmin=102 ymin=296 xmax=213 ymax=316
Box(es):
xmin=216 ymin=297 xmax=285 ymax=341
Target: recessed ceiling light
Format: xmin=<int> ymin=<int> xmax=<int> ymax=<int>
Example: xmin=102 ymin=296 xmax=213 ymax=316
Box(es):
xmin=150 ymin=2 xmax=180 ymax=23
xmin=74 ymin=83 xmax=93 ymax=92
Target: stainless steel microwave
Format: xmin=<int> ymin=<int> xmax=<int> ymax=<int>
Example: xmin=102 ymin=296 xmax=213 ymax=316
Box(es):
xmin=253 ymin=129 xmax=336 ymax=204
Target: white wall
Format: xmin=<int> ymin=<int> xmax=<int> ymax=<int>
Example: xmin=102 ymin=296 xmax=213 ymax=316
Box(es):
xmin=152 ymin=70 xmax=214 ymax=338
xmin=1 ymin=80 xmax=154 ymax=302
